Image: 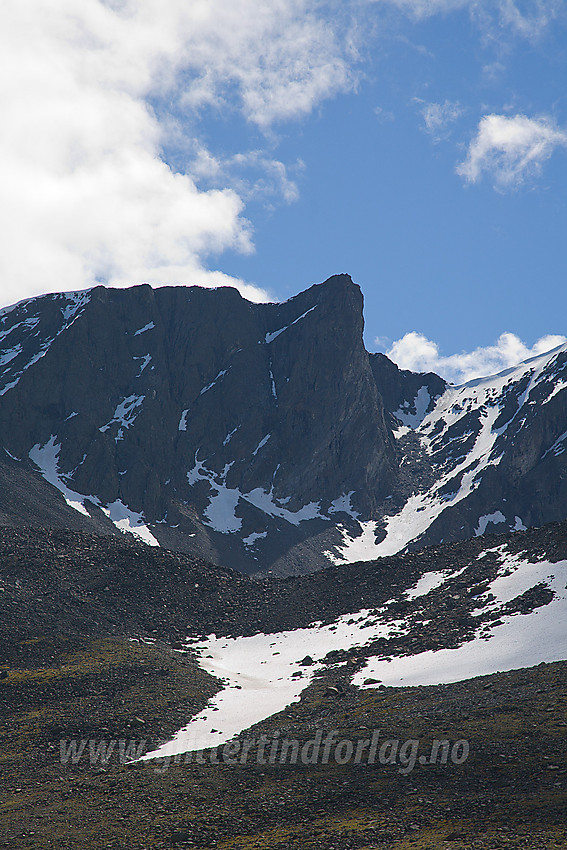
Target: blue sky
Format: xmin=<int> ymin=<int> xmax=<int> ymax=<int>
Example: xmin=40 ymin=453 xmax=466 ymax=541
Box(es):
xmin=2 ymin=1 xmax=567 ymax=381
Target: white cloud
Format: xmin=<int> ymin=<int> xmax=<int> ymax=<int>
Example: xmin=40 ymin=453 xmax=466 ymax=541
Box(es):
xmin=457 ymin=114 xmax=567 ymax=189
xmin=374 ymin=0 xmax=563 ymax=40
xmin=0 ymin=1 xmax=356 ymax=308
xmin=382 ymin=331 xmax=567 ymax=383
xmin=417 ymin=99 xmax=463 ymax=141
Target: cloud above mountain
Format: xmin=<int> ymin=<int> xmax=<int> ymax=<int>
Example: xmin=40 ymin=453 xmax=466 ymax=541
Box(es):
xmin=0 ymin=1 xmax=355 ymax=307
xmin=384 ymin=330 xmax=567 ymax=383
xmin=457 ymin=114 xmax=567 ymax=189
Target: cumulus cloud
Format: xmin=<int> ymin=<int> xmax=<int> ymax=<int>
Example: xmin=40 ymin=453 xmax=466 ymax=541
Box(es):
xmin=383 ymin=331 xmax=567 ymax=383
xmin=0 ymin=1 xmax=355 ymax=307
xmin=457 ymin=114 xmax=567 ymax=189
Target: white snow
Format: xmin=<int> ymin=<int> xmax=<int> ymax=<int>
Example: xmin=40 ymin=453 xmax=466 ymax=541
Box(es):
xmin=242 ymin=531 xmax=268 ymax=547
xmin=134 ymin=354 xmax=152 ymax=376
xmin=264 ymin=306 xmax=317 ymax=344
xmin=475 ymin=511 xmax=506 ymax=536
xmin=0 ymin=291 xmax=91 ymax=396
xmin=0 ymin=344 xmax=22 ymax=368
xmin=332 ymin=342 xmax=567 ymax=561
xmin=328 ymin=492 xmax=359 ymax=519
xmin=29 ymin=437 xmax=159 ymax=546
xmin=324 ymin=521 xmax=382 ymax=565
xmin=205 ymin=487 xmax=243 ymax=533
xmin=200 ymin=370 xmax=228 ymax=395
xmin=393 ymin=386 xmax=431 ymax=429
xmin=140 ymin=610 xmax=404 ymax=759
xmin=269 ymin=368 xmax=277 ymax=399
xmin=178 ymin=409 xmax=189 ymax=432
xmin=99 ymin=395 xmax=145 ymax=436
xmin=29 ymin=437 xmax=92 ymax=517
xmin=59 ymin=291 xmax=91 ymax=322
xmin=252 ymin=434 xmax=271 ymax=456
xmin=102 ymin=500 xmax=160 ymax=546
xmin=542 ymin=429 xmax=567 ymax=460
xmin=223 ymin=427 xmax=238 ymax=446
xmin=405 ymin=570 xmax=448 ymax=600
xmin=186 ymin=453 xmax=326 ymax=533
xmin=134 ymin=321 xmax=155 ymax=336
xmin=354 ymin=555 xmax=567 ymax=688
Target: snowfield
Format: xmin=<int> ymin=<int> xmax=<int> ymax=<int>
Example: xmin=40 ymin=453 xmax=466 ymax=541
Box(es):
xmin=142 ymin=549 xmax=567 ymax=759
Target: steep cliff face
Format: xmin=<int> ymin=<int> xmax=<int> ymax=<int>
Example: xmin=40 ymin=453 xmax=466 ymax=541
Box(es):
xmin=0 ymin=275 xmax=396 ymax=573
xmin=328 ymin=342 xmax=567 ymax=565
xmin=1 ymin=276 xmax=567 ymax=575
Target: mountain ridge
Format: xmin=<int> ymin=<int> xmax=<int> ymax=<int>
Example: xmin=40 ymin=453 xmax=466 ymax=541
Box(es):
xmin=1 ymin=274 xmax=566 ymax=574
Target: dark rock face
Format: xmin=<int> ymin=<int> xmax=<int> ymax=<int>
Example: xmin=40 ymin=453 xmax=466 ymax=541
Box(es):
xmin=0 ymin=276 xmax=396 ymax=573
xmin=1 ymin=275 xmax=567 ymax=574
xmin=369 ymin=353 xmax=446 ymax=428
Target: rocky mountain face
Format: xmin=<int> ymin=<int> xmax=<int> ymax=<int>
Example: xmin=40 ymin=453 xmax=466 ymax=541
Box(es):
xmin=1 ymin=275 xmax=566 ymax=574
xmin=0 ymin=276 xmax=396 ymax=573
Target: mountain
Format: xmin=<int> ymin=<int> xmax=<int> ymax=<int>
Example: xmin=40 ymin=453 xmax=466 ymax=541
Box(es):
xmin=1 ymin=274 xmax=567 ymax=574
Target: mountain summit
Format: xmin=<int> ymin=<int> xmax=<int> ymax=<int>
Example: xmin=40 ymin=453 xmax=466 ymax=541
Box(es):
xmin=1 ymin=275 xmax=566 ymax=574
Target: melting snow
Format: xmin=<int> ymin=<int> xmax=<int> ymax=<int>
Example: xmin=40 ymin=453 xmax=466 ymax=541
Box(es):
xmin=0 ymin=291 xmax=91 ymax=396
xmin=29 ymin=437 xmax=92 ymax=517
xmin=243 ymin=531 xmax=268 ymax=547
xmin=99 ymin=395 xmax=145 ymax=437
xmin=393 ymin=386 xmax=431 ymax=429
xmin=29 ymin=437 xmax=160 ymax=546
xmin=141 ymin=610 xmax=403 ymax=758
xmin=186 ymin=453 xmax=326 ymax=533
xmin=102 ymin=500 xmax=160 ymax=546
xmin=134 ymin=354 xmax=152 ymax=376
xmin=542 ymin=429 xmax=567 ymax=460
xmin=178 ymin=409 xmax=189 ymax=432
xmin=328 ymin=492 xmax=359 ymax=519
xmin=223 ymin=427 xmax=238 ymax=446
xmin=134 ymin=321 xmax=155 ymax=336
xmin=0 ymin=344 xmax=22 ymax=368
xmin=475 ymin=511 xmax=506 ymax=536
xmin=264 ymin=306 xmax=317 ymax=345
xmin=252 ymin=434 xmax=271 ymax=456
xmin=354 ymin=554 xmax=567 ymax=688
xmin=405 ymin=570 xmax=448 ymax=600
xmin=200 ymin=370 xmax=228 ymax=395
xmin=140 ymin=549 xmax=567 ymax=759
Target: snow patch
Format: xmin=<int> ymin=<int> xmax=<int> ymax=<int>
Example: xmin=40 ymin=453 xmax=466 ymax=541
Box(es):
xmin=354 ymin=558 xmax=567 ymax=688
xmin=99 ymin=395 xmax=145 ymax=437
xmin=134 ymin=321 xmax=155 ymax=336
xmin=324 ymin=521 xmax=382 ymax=565
xmin=243 ymin=531 xmax=268 ymax=547
xmin=405 ymin=571 xmax=448 ymax=600
xmin=223 ymin=427 xmax=238 ymax=446
xmin=29 ymin=437 xmax=92 ymax=517
xmin=328 ymin=492 xmax=359 ymax=520
xmin=140 ymin=609 xmax=403 ymax=758
xmin=264 ymin=306 xmax=317 ymax=344
xmin=475 ymin=511 xmax=506 ymax=536
xmin=393 ymin=385 xmax=431 ymax=429
xmin=178 ymin=409 xmax=189 ymax=432
xmin=134 ymin=354 xmax=152 ymax=376
xmin=200 ymin=369 xmax=228 ymax=395
xmin=542 ymin=429 xmax=567 ymax=460
xmin=252 ymin=434 xmax=271 ymax=456
xmin=102 ymin=500 xmax=160 ymax=546
xmin=186 ymin=453 xmax=326 ymax=533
